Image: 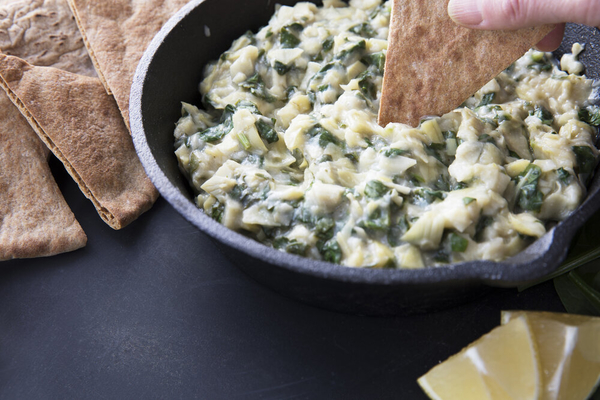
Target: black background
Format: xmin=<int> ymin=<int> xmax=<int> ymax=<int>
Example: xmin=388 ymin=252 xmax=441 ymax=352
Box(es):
xmin=0 ymin=157 xmax=565 ymax=399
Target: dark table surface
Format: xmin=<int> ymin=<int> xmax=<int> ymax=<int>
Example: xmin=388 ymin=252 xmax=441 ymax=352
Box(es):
xmin=0 ymin=157 xmax=566 ymax=400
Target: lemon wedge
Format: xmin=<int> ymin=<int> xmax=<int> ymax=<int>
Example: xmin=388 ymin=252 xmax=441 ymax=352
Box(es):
xmin=502 ymin=311 xmax=600 ymax=400
xmin=417 ymin=315 xmax=541 ymax=400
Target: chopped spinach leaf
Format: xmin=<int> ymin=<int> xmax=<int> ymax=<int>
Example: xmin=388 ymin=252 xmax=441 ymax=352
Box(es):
xmin=240 ymin=73 xmax=276 ymax=103
xmin=360 ymin=206 xmax=390 ymax=231
xmin=412 ymin=188 xmax=446 ymax=205
xmin=579 ymin=105 xmax=600 ymax=127
xmin=274 ymin=61 xmax=291 ymax=75
xmin=255 ymin=119 xmax=279 ymax=143
xmin=474 ymin=216 xmax=493 ymax=242
xmin=209 ymin=201 xmax=225 ymax=223
xmin=573 ymin=146 xmax=597 ymax=177
xmin=358 ymin=71 xmax=377 ymax=100
xmin=479 ymin=92 xmax=496 ymax=107
xmin=280 ymin=24 xmax=302 ymax=48
xmin=322 ymin=37 xmax=334 ymax=52
xmin=229 ymin=184 xmax=245 ymax=202
xmin=361 ymin=51 xmax=385 ymax=74
xmin=320 ymin=239 xmax=342 ymax=264
xmin=364 ymin=180 xmax=388 ymax=199
xmin=273 ymin=237 xmax=308 ymax=256
xmin=334 ymin=40 xmax=366 ymax=63
xmin=349 ymin=22 xmax=376 ymax=38
xmin=463 ymin=197 xmax=476 ymax=205
xmin=517 ymin=164 xmax=544 ymax=212
xmin=387 ymin=216 xmax=409 ymax=247
xmin=432 ymin=249 xmax=450 ymax=263
xmin=478 ymin=133 xmax=496 ymax=144
xmin=344 ymin=152 xmax=359 ymax=163
xmin=531 ymin=105 xmax=554 ymax=125
xmin=315 ymin=218 xmax=335 ymax=240
xmin=450 ymin=233 xmax=469 ymax=252
xmin=235 ymin=100 xmax=261 ymax=114
xmin=383 ymin=148 xmax=409 ymax=157
xmin=307 ymin=124 xmax=341 ymax=148
xmin=199 ymin=104 xmax=235 ymax=142
xmin=556 ymin=167 xmax=571 ymax=185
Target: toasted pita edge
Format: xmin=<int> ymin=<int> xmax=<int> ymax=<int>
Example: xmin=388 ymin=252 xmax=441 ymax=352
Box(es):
xmin=378 ymin=0 xmax=554 ymax=127
xmin=65 ymin=0 xmax=112 ymax=94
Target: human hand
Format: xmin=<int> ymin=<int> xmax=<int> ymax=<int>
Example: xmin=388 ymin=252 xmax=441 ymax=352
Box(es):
xmin=447 ymin=0 xmax=600 ymax=51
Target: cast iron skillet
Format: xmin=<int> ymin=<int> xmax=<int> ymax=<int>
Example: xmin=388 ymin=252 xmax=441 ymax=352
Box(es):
xmin=130 ymin=0 xmax=600 ymax=316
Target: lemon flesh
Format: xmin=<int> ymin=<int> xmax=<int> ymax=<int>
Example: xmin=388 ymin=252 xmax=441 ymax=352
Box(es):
xmin=417 ymin=315 xmax=541 ymax=400
xmin=502 ymin=311 xmax=600 ymax=400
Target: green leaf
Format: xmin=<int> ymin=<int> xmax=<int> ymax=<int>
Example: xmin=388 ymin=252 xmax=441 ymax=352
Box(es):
xmin=199 ymin=104 xmax=235 ymax=142
xmin=280 ymin=24 xmax=302 ymax=48
xmin=358 ymin=72 xmax=377 ymax=100
xmin=361 ymin=51 xmax=386 ymax=74
xmin=274 ymin=61 xmax=291 ymax=75
xmin=554 ymin=272 xmax=600 ymax=316
xmin=235 ymin=100 xmax=261 ymax=114
xmin=320 ymin=239 xmax=342 ymax=264
xmin=531 ymin=105 xmax=554 ymax=125
xmin=322 ymin=37 xmax=334 ymax=52
xmin=450 ymin=233 xmax=468 ymax=252
xmin=349 ymin=22 xmax=376 ymax=38
xmin=334 ymin=40 xmax=366 ymax=63
xmin=479 ymin=92 xmax=496 ymax=107
xmin=578 ymin=105 xmax=600 ymax=127
xmin=556 ymin=167 xmax=571 ymax=185
xmin=255 ymin=119 xmax=279 ymax=143
xmin=382 ymin=148 xmax=409 ymax=157
xmin=307 ymin=124 xmax=341 ymax=148
xmin=517 ymin=164 xmax=543 ymax=212
xmin=573 ymin=146 xmax=597 ymax=176
xmin=365 ymin=180 xmax=388 ymax=199
xmin=240 ymin=73 xmax=276 ymax=103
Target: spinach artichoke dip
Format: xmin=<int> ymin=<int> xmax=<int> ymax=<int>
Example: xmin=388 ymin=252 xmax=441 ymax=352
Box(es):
xmin=174 ymin=0 xmax=600 ymax=269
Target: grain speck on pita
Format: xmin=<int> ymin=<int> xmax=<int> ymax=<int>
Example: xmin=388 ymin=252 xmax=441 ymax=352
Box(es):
xmin=378 ymin=0 xmax=554 ymax=127
xmin=0 ymin=89 xmax=86 ymax=260
xmin=0 ymin=0 xmax=96 ymax=77
xmin=67 ymin=0 xmax=191 ymax=128
xmin=0 ymin=53 xmax=159 ymax=230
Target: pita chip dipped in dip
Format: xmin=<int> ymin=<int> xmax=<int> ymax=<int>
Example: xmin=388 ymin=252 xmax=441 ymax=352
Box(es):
xmin=378 ymin=0 xmax=554 ymax=127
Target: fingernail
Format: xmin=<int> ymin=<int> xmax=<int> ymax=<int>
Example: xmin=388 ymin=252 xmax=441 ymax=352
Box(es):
xmin=448 ymin=0 xmax=483 ymax=26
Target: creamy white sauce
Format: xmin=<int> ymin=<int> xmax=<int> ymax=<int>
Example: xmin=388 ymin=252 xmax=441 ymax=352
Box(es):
xmin=174 ymin=0 xmax=600 ymax=269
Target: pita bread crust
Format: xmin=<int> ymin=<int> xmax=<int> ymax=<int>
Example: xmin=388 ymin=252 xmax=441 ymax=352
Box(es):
xmin=378 ymin=0 xmax=554 ymax=127
xmin=0 ymin=89 xmax=86 ymax=260
xmin=0 ymin=54 xmax=159 ymax=230
xmin=0 ymin=0 xmax=96 ymax=77
xmin=67 ymin=0 xmax=190 ymax=128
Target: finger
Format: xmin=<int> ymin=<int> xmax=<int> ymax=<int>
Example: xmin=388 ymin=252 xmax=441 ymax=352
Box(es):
xmin=448 ymin=0 xmax=600 ymax=30
xmin=534 ymin=24 xmax=566 ymax=51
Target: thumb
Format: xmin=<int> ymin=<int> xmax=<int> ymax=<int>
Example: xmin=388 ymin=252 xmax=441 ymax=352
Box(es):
xmin=448 ymin=0 xmax=600 ymax=30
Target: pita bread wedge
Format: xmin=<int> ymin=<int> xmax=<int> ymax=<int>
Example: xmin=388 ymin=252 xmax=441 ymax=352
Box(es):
xmin=378 ymin=0 xmax=554 ymax=127
xmin=0 ymin=89 xmax=86 ymax=260
xmin=0 ymin=0 xmax=96 ymax=77
xmin=67 ymin=0 xmax=190 ymax=129
xmin=0 ymin=53 xmax=159 ymax=230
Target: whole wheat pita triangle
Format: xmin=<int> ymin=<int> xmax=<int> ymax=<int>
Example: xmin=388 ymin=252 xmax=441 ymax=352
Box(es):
xmin=0 ymin=0 xmax=96 ymax=77
xmin=378 ymin=0 xmax=554 ymax=127
xmin=67 ymin=0 xmax=190 ymax=129
xmin=0 ymin=89 xmax=86 ymax=260
xmin=0 ymin=53 xmax=158 ymax=230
